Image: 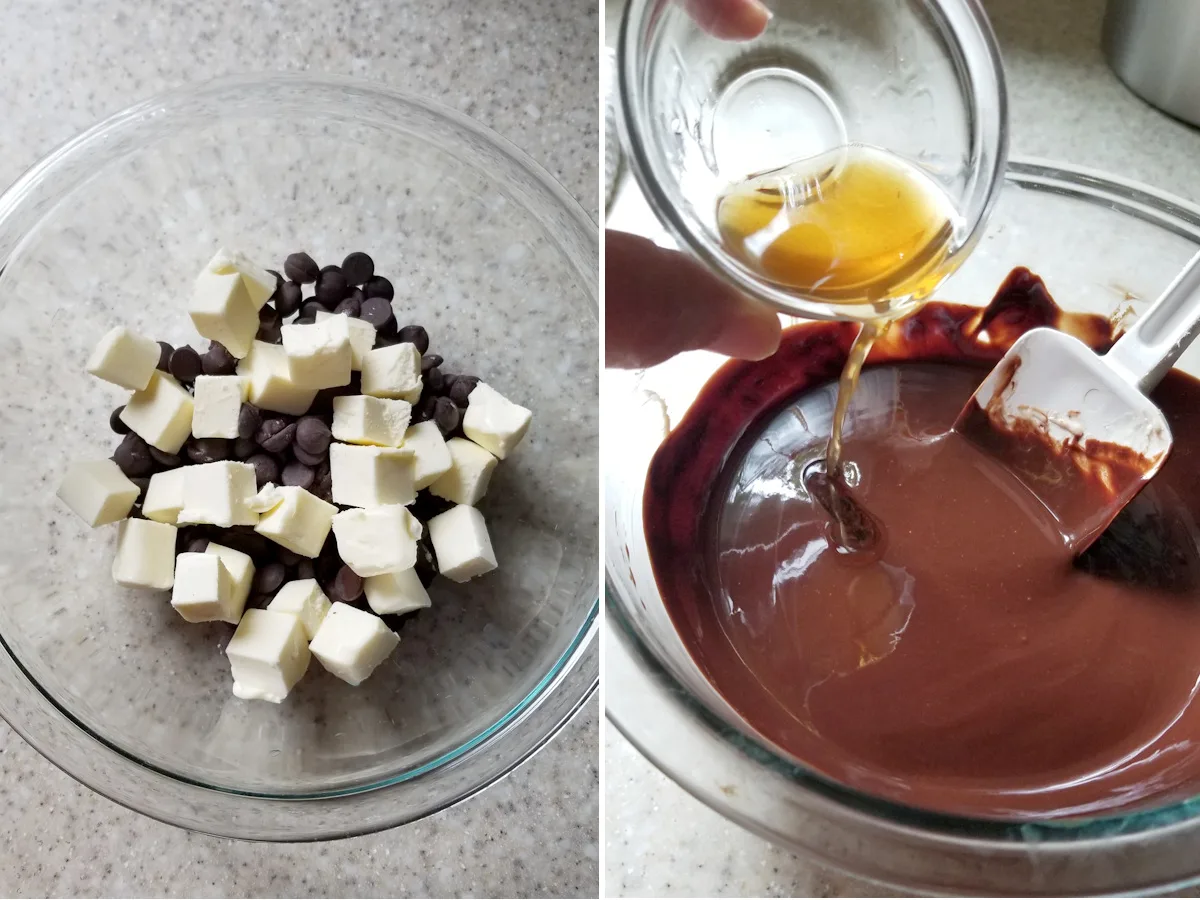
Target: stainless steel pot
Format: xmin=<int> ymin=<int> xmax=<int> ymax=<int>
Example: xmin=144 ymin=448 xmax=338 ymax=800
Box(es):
xmin=1104 ymin=0 xmax=1200 ymax=127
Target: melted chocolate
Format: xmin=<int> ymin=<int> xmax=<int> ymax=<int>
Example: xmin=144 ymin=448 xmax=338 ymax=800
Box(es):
xmin=644 ymin=269 xmax=1200 ymax=819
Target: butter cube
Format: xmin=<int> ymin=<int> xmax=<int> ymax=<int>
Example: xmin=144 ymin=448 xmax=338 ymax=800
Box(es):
xmin=249 ymin=482 xmax=286 ymax=514
xmin=171 ymin=552 xmax=243 ymax=624
xmin=86 ymin=326 xmax=160 ymax=391
xmin=403 ymin=421 xmax=453 ymax=489
xmin=308 ymin=603 xmax=399 ymax=686
xmin=206 ymin=248 xmax=276 ymax=309
xmin=361 ymin=342 xmax=422 ymax=402
xmin=428 ymin=437 xmax=497 ymax=506
xmin=364 ymin=568 xmax=432 ymax=616
xmin=112 ymin=518 xmax=177 ymax=590
xmin=141 ymin=468 xmax=187 ymax=525
xmin=331 ymin=505 xmax=421 ymax=577
xmin=57 ymin=459 xmax=140 ymax=527
xmin=236 ymin=341 xmax=318 ymax=416
xmin=428 ymin=505 xmax=498 ymax=583
xmin=463 ymin=382 xmax=532 ymax=459
xmin=205 ymin=542 xmax=256 ymax=610
xmin=316 ymin=310 xmax=376 ymax=370
xmin=225 ymin=609 xmax=311 ymax=703
xmin=282 ymin=317 xmax=353 ymax=389
xmin=331 ymin=394 xmax=411 ymax=447
xmin=177 ymin=461 xmax=259 ymax=527
xmin=268 ymin=579 xmax=331 ymax=640
xmin=191 ymin=269 xmax=260 ymax=359
xmin=119 ymin=371 xmax=194 ymax=454
xmin=254 ymin=485 xmax=338 ymax=558
xmin=192 ymin=375 xmax=248 ymax=439
xmin=329 ymin=443 xmax=416 ymax=508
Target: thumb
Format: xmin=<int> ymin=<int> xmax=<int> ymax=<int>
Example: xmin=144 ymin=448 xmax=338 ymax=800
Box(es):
xmin=605 ymin=230 xmax=781 ymax=369
xmin=683 ymin=0 xmax=772 ymax=40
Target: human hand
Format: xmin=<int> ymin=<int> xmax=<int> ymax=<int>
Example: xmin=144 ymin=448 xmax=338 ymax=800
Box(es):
xmin=683 ymin=0 xmax=772 ymax=39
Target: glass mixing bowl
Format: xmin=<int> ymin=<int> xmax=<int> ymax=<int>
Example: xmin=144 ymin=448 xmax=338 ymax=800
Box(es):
xmin=0 ymin=75 xmax=598 ymax=840
xmin=617 ymin=0 xmax=1007 ymax=322
xmin=605 ymin=159 xmax=1200 ymax=896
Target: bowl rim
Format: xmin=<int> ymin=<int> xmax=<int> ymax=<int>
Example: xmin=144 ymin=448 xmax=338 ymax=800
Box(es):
xmin=605 ymin=157 xmax=1200 ymax=894
xmin=0 ymin=72 xmax=599 ymax=840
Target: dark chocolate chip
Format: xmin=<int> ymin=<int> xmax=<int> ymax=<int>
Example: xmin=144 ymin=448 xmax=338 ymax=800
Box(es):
xmin=396 ymin=324 xmax=430 ymax=355
xmin=281 ymin=461 xmax=315 ymax=489
xmin=148 ymin=446 xmax=183 ymax=469
xmin=294 ymin=316 xmax=315 ymax=326
xmin=277 ymin=548 xmax=302 ymax=568
xmin=130 ymin=476 xmax=151 ymax=500
xmin=415 ymin=394 xmax=438 ymax=423
xmin=315 ymin=267 xmax=350 ymax=306
xmin=292 ymin=444 xmax=326 ymax=466
xmin=246 ymin=453 xmax=280 ymax=488
xmin=314 ymin=471 xmax=334 ymax=503
xmin=156 ymin=341 xmax=174 ymax=372
xmin=238 ymin=404 xmax=262 ymax=440
xmin=233 ymin=436 xmax=257 ymax=459
xmin=300 ymin=300 xmax=326 ymax=320
xmin=360 ymin=296 xmax=395 ymax=331
xmin=333 ymin=296 xmax=361 ymax=317
xmin=449 ymin=376 xmax=478 ymax=407
xmin=341 ymin=252 xmax=374 ymax=286
xmin=113 ymin=433 xmax=154 ymax=477
xmin=259 ymin=420 xmax=297 ymax=454
xmin=284 ymin=252 xmax=320 ymax=284
xmin=421 ymin=354 xmax=443 ymax=373
xmin=256 ymin=320 xmax=283 ymax=344
xmin=331 ymin=565 xmax=364 ymax=602
xmin=252 ymin=562 xmax=287 ymax=596
xmin=259 ymin=303 xmax=281 ymax=326
xmin=110 ymin=406 xmax=130 ymax=435
xmin=295 ymin=559 xmax=316 ymax=580
xmin=412 ymin=490 xmax=455 ymax=522
xmin=202 ymin=341 xmax=238 ymax=376
xmin=364 ymin=275 xmax=394 ymax=300
xmin=168 ymin=346 xmax=203 ymax=383
xmin=276 ymin=281 xmax=303 ymax=317
xmin=185 ymin=537 xmax=210 ymax=554
xmin=186 ymin=437 xmax=230 ymax=464
xmin=295 ymin=416 xmax=332 ymax=454
xmin=425 ymin=367 xmax=445 ymax=394
xmin=247 ymin=593 xmax=274 ymax=609
xmin=433 ymin=397 xmax=461 ymax=436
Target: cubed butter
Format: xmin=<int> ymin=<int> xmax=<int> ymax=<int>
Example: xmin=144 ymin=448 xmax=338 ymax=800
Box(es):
xmin=56 ymin=459 xmax=140 ymax=527
xmin=177 ymin=461 xmax=259 ymax=527
xmin=316 ymin=310 xmax=376 ymax=370
xmin=268 ymin=579 xmax=331 ymax=640
xmin=308 ymin=603 xmax=399 ymax=686
xmin=205 ymin=542 xmax=256 ymax=610
xmin=364 ymin=567 xmax=431 ymax=616
xmin=191 ymin=375 xmax=248 ymax=439
xmin=361 ymin=342 xmax=422 ymax=402
xmin=403 ymin=421 xmax=453 ymax=489
xmin=428 ymin=504 xmax=497 ymax=583
xmin=249 ymin=482 xmax=286 ymax=514
xmin=171 ymin=552 xmax=243 ymax=624
xmin=86 ymin=326 xmax=160 ymax=391
xmin=119 ymin=371 xmax=194 ymax=454
xmin=462 ymin=382 xmax=532 ymax=459
xmin=225 ymin=608 xmax=311 ymax=703
xmin=141 ymin=468 xmax=187 ymax=525
xmin=112 ymin=518 xmax=177 ymax=590
xmin=331 ymin=505 xmax=421 ymax=577
xmin=329 ymin=443 xmax=416 ymax=508
xmin=254 ymin=486 xmax=338 ymax=558
xmin=236 ymin=341 xmax=318 ymax=415
xmin=205 ymin=248 xmax=276 ymax=309
xmin=428 ymin=437 xmax=497 ymax=506
xmin=190 ymin=269 xmax=260 ymax=359
xmin=331 ymin=394 xmax=411 ymax=447
xmin=282 ymin=317 xmax=353 ymax=389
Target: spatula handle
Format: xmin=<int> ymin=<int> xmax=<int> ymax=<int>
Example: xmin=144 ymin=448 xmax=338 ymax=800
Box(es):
xmin=1105 ymin=250 xmax=1200 ymax=394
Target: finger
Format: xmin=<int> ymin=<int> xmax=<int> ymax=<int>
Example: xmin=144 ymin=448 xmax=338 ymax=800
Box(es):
xmin=682 ymin=0 xmax=771 ymax=40
xmin=606 ymin=231 xmax=782 ymax=369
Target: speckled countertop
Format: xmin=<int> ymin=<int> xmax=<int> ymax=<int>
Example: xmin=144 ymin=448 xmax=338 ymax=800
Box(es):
xmin=604 ymin=0 xmax=1200 ymax=896
xmin=0 ymin=1 xmax=597 ymax=897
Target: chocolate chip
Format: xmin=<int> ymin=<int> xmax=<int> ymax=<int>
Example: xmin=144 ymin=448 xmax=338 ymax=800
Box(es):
xmin=294 ymin=316 xmax=315 ymax=326
xmin=281 ymin=461 xmax=315 ymax=489
xmin=284 ymin=251 xmax=320 ymax=284
xmin=300 ymin=300 xmax=325 ymax=320
xmin=110 ymin=406 xmax=130 ymax=435
xmin=233 ymin=436 xmax=257 ymax=459
xmin=202 ymin=341 xmax=237 ymax=376
xmin=412 ymin=490 xmax=455 ymax=522
xmin=360 ymin=296 xmax=395 ymax=332
xmin=187 ymin=437 xmax=229 ymax=464
xmin=295 ymin=416 xmax=332 ymax=454
xmin=397 ymin=324 xmax=430 ymax=355
xmin=113 ymin=433 xmax=154 ymax=477
xmin=341 ymin=252 xmax=374 ymax=286
xmin=149 ymin=446 xmax=183 ymax=469
xmin=314 ymin=469 xmax=334 ymax=503
xmin=425 ymin=367 xmax=445 ymax=394
xmin=333 ymin=296 xmax=361 ymax=317
xmin=258 ymin=420 xmax=297 ymax=454
xmin=433 ymin=397 xmax=461 ymax=436
xmin=414 ymin=393 xmax=438 ymax=424
xmin=295 ymin=559 xmax=316 ymax=580
xmin=252 ymin=562 xmax=287 ymax=596
xmin=331 ymin=565 xmax=364 ymax=603
xmin=155 ymin=341 xmax=174 ymax=372
xmin=449 ymin=376 xmax=478 ymax=407
xmin=315 ymin=267 xmax=349 ymax=306
xmin=185 ymin=537 xmax=210 ymax=554
xmin=130 ymin=476 xmax=151 ymax=499
xmin=421 ymin=354 xmax=443 ymax=373
xmin=246 ymin=453 xmax=279 ymax=488
xmin=277 ymin=548 xmax=302 ymax=568
xmin=238 ymin=404 xmax=262 ymax=440
xmin=364 ymin=275 xmax=394 ymax=300
xmin=169 ymin=346 xmax=203 ymax=383
xmin=276 ymin=281 xmax=303 ymax=317
xmin=292 ymin=444 xmax=326 ymax=466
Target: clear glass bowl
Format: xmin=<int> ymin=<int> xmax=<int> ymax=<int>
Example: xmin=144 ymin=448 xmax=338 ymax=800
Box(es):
xmin=0 ymin=74 xmax=598 ymax=840
xmin=617 ymin=0 xmax=1007 ymax=322
xmin=605 ymin=160 xmax=1200 ymax=895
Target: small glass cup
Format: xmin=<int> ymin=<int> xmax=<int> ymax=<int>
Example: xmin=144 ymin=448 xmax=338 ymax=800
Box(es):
xmin=617 ymin=0 xmax=1008 ymax=322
